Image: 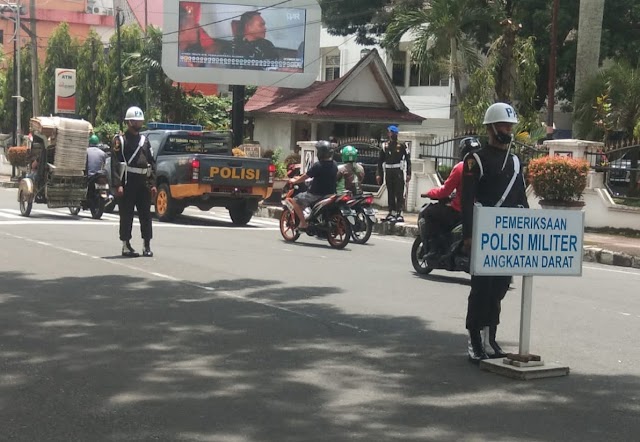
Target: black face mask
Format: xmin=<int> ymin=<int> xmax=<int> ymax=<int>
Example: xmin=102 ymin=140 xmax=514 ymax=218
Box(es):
xmin=492 ymin=125 xmax=513 ymax=145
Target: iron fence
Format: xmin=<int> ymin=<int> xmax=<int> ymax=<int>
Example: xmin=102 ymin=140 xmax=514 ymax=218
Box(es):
xmin=418 ymin=135 xmax=546 ymax=182
xmin=585 ymin=141 xmax=640 ymax=199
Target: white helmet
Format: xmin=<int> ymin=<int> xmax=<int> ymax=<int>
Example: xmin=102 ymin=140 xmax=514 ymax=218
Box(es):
xmin=125 ymin=106 xmax=145 ymax=121
xmin=483 ymin=103 xmax=518 ymax=125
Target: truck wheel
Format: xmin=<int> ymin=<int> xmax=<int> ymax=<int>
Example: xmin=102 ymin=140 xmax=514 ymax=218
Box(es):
xmin=155 ymin=183 xmax=176 ymax=222
xmin=229 ymin=206 xmax=253 ymax=226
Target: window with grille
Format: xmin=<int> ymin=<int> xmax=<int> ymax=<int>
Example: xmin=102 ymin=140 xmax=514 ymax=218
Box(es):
xmin=409 ymin=63 xmax=450 ymax=87
xmin=392 ymin=51 xmax=407 ymax=87
xmin=324 ymin=54 xmax=340 ymax=81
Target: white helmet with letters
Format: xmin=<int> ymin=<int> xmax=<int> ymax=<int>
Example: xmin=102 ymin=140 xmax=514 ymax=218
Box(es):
xmin=125 ymin=106 xmax=145 ymax=121
xmin=483 ymin=102 xmax=518 ymax=125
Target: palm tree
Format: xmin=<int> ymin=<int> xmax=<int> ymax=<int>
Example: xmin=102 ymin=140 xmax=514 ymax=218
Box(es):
xmin=383 ymin=0 xmax=485 ymax=127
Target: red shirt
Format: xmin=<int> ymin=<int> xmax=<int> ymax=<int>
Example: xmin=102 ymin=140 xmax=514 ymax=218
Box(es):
xmin=426 ymin=161 xmax=463 ymax=212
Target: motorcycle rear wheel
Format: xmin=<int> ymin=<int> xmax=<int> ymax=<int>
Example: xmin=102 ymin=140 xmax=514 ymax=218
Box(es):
xmin=327 ymin=213 xmax=351 ymax=249
xmin=411 ymin=236 xmax=434 ymax=275
xmin=279 ymin=209 xmax=300 ymax=242
xmin=90 ymin=198 xmax=105 ymax=219
xmin=351 ymin=211 xmax=373 ymax=244
xmin=18 ymin=189 xmax=33 ymax=217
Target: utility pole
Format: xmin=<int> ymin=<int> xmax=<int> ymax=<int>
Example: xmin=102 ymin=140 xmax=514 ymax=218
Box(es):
xmin=144 ymin=0 xmax=149 ymax=114
xmin=116 ymin=7 xmax=124 ymax=129
xmin=29 ymin=0 xmax=38 ymax=117
xmin=546 ymin=0 xmax=559 ymax=140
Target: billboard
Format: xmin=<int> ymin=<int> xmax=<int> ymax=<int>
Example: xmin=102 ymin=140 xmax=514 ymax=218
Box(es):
xmin=162 ymin=0 xmax=321 ymax=88
xmin=54 ymin=69 xmax=76 ymax=114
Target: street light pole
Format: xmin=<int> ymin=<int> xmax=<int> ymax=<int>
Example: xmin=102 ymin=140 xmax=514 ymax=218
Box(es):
xmin=15 ymin=2 xmax=21 ymax=145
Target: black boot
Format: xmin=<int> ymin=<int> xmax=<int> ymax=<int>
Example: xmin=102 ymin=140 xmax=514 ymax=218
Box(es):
xmin=488 ymin=326 xmax=507 ymax=358
xmin=143 ymin=240 xmax=153 ymax=257
xmin=122 ymin=241 xmax=139 ymax=258
xmin=467 ymin=329 xmax=488 ymax=363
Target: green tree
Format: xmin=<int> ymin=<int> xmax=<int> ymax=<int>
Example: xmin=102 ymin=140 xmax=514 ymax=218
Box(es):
xmin=98 ymin=24 xmax=144 ymax=124
xmin=41 ymin=23 xmax=78 ymax=115
xmin=573 ymin=62 xmax=640 ymax=140
xmin=77 ymin=30 xmax=107 ymax=125
xmin=2 ymin=44 xmax=34 ymax=136
xmin=320 ymin=0 xmax=424 ymax=45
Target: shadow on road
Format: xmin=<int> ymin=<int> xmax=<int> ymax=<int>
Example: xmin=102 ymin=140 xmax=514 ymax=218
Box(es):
xmin=0 ymin=270 xmax=637 ymax=441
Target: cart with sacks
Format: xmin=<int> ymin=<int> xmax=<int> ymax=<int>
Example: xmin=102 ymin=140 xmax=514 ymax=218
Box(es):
xmin=18 ymin=116 xmax=93 ymax=216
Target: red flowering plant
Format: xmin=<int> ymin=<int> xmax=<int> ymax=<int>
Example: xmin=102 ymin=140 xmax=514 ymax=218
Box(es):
xmin=527 ymin=156 xmax=590 ymax=205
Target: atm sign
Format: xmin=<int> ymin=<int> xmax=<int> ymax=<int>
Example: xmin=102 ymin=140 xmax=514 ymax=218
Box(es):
xmin=209 ymin=166 xmax=260 ymax=180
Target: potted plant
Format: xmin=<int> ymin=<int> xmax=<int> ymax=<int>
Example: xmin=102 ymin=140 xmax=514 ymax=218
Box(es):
xmin=527 ymin=156 xmax=591 ymax=209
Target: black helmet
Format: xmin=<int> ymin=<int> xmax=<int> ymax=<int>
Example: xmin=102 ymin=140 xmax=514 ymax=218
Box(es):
xmin=459 ymin=137 xmax=481 ymax=159
xmin=315 ymin=140 xmax=333 ymax=160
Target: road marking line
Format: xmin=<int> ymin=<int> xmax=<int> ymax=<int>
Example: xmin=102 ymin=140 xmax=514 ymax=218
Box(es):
xmin=0 ymin=210 xmax=22 ymax=219
xmin=2 ymin=232 xmax=368 ymax=333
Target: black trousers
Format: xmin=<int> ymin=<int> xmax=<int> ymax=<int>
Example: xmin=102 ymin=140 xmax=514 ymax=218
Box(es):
xmin=385 ymin=168 xmax=405 ymax=212
xmin=119 ymin=174 xmax=152 ymax=242
xmin=465 ymin=275 xmax=511 ymax=330
xmin=424 ymin=203 xmax=460 ymax=243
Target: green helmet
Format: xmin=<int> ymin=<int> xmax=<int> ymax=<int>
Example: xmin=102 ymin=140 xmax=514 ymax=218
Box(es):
xmin=89 ymin=134 xmax=100 ymax=145
xmin=341 ymin=145 xmax=358 ymax=162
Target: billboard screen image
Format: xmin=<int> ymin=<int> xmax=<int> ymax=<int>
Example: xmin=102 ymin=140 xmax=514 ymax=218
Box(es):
xmin=178 ymin=2 xmax=306 ymax=73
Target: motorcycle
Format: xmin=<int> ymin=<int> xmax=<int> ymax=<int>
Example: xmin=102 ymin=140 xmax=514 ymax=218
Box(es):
xmin=411 ymin=198 xmax=469 ymax=275
xmin=81 ymin=170 xmax=113 ymax=219
xmin=279 ymin=183 xmax=357 ymax=249
xmin=345 ymin=193 xmax=377 ymax=244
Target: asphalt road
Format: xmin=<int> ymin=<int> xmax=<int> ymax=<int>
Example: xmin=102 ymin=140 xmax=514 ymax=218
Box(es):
xmin=1 ymin=188 xmax=639 ymax=441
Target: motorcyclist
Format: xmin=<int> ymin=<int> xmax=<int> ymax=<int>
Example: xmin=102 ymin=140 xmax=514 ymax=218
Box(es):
xmin=421 ymin=137 xmax=480 ymax=263
xmin=288 ymin=140 xmax=338 ymax=230
xmin=336 ymin=145 xmax=365 ymax=195
xmin=87 ymin=134 xmax=108 ymax=177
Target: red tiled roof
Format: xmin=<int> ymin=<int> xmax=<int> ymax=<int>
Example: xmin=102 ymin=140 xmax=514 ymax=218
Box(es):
xmin=245 ymin=81 xmax=424 ymax=123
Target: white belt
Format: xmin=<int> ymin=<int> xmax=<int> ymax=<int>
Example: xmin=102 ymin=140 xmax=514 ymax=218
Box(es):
xmin=385 ymin=163 xmax=402 ymax=169
xmin=127 ymin=166 xmax=149 ymax=175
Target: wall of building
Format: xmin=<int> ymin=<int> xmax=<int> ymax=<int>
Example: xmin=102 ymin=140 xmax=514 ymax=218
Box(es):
xmin=252 ymin=117 xmax=294 ymax=152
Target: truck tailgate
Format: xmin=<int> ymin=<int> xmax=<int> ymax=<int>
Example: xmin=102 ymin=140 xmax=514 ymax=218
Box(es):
xmin=199 ymin=157 xmax=271 ymax=187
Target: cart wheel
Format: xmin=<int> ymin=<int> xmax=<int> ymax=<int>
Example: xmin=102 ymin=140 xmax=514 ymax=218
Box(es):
xmin=69 ymin=206 xmax=81 ymax=216
xmin=18 ymin=189 xmax=33 ymax=217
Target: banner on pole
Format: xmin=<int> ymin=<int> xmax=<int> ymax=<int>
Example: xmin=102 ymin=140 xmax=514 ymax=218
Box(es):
xmin=54 ymin=69 xmax=77 ymax=114
xmin=470 ymin=206 xmax=584 ymax=276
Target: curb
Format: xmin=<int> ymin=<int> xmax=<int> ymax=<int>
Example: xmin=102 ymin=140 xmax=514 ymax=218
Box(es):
xmin=0 ymin=180 xmax=19 ymax=189
xmin=257 ymin=204 xmax=640 ymax=270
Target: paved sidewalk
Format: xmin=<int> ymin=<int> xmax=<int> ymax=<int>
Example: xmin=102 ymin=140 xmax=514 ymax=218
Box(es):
xmin=257 ymin=204 xmax=640 ymax=270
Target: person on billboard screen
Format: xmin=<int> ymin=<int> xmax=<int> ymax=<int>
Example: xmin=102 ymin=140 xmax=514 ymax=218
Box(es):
xmin=232 ymin=11 xmax=279 ymax=66
xmin=178 ymin=2 xmax=230 ymax=67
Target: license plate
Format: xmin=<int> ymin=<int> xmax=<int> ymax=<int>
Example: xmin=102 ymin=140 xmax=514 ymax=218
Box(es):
xmin=95 ymin=184 xmax=110 ymax=190
xmin=363 ymin=208 xmax=375 ymax=215
xmin=283 ymin=200 xmax=294 ymax=211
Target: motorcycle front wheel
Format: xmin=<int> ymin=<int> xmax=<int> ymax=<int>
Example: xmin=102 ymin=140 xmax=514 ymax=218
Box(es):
xmin=279 ymin=208 xmax=301 ymax=242
xmin=327 ymin=213 xmax=351 ymax=249
xmin=411 ymin=236 xmax=434 ymax=275
xmin=351 ymin=211 xmax=373 ymax=244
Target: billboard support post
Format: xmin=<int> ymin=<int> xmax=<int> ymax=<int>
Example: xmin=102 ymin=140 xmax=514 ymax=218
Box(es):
xmin=231 ymin=85 xmax=245 ymax=148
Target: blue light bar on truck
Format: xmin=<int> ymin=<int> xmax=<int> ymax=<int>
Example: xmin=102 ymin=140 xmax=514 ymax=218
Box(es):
xmin=147 ymin=122 xmax=204 ymax=131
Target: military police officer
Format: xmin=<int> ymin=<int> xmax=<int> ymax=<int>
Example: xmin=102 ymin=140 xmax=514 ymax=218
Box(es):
xmin=111 ymin=106 xmax=157 ymax=257
xmin=461 ymin=102 xmax=529 ymax=362
xmin=376 ymin=125 xmax=411 ymax=223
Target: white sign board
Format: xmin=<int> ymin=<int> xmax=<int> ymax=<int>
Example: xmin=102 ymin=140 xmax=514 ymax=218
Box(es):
xmin=54 ymin=68 xmax=77 ymax=114
xmin=470 ymin=206 xmax=584 ymax=276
